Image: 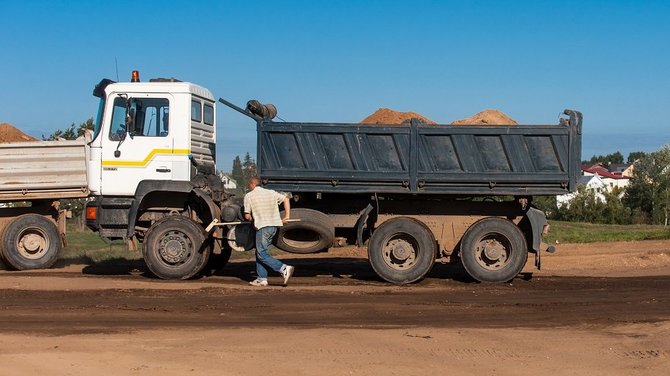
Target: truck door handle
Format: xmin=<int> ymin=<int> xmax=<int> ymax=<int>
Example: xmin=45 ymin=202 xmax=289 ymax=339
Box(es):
xmin=156 ymin=168 xmax=171 ymax=173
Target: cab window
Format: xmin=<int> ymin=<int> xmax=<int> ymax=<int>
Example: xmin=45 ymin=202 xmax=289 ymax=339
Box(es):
xmin=109 ymin=97 xmax=128 ymax=141
xmin=109 ymin=97 xmax=169 ymax=140
xmin=191 ymin=100 xmax=202 ymax=122
xmin=137 ymin=99 xmax=169 ymax=137
xmin=204 ymin=103 xmax=214 ymax=125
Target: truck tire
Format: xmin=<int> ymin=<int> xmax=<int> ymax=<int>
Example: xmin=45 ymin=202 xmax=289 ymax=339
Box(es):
xmin=142 ymin=216 xmax=211 ymax=280
xmin=0 ymin=214 xmax=61 ymax=270
xmin=226 ymin=224 xmax=256 ymax=252
xmin=274 ymin=209 xmax=334 ymax=254
xmin=368 ymin=217 xmax=436 ymax=284
xmin=460 ymin=217 xmax=528 ymax=283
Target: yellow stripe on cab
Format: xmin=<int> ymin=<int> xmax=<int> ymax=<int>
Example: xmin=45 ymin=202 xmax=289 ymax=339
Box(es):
xmin=102 ymin=149 xmax=191 ymax=167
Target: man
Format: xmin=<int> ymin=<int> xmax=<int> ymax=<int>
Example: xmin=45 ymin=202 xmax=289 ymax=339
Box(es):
xmin=244 ymin=176 xmax=295 ymax=286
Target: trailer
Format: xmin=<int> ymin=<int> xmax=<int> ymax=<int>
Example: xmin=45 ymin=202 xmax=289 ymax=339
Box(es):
xmin=0 ymin=138 xmax=89 ymax=269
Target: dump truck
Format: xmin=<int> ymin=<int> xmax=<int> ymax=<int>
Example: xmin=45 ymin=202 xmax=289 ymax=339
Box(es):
xmin=1 ymin=71 xmax=582 ymax=284
xmin=220 ymin=99 xmax=582 ymax=283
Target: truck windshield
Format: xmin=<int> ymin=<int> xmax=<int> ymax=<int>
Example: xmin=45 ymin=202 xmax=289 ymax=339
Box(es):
xmin=92 ymin=98 xmax=105 ymax=141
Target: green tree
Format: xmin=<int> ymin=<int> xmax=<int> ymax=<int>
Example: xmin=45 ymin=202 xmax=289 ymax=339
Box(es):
xmin=627 ymin=151 xmax=646 ymax=163
xmin=623 ymin=145 xmax=670 ymax=225
xmin=42 ymin=118 xmax=94 ymax=141
xmin=586 ymin=151 xmax=624 ymax=165
xmin=231 ymin=156 xmax=243 ymax=186
xmin=557 ymin=185 xmax=632 ymax=225
xmin=242 ymin=152 xmax=257 ymax=190
xmin=40 ymin=118 xmax=95 ymax=229
xmin=532 ymin=196 xmax=558 ymax=218
xmin=556 ymin=186 xmax=607 ymax=223
xmin=601 ymin=187 xmax=632 ymax=225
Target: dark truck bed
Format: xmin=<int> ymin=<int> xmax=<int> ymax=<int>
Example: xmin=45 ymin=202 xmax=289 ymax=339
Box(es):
xmin=256 ymin=110 xmax=582 ymax=196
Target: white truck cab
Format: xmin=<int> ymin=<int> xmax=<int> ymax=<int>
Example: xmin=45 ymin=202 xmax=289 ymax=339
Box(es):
xmin=88 ymin=73 xmax=216 ymax=196
xmin=85 ymin=72 xmax=233 ymax=280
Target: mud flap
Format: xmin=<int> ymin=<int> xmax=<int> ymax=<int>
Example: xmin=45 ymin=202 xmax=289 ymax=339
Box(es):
xmin=355 ymin=204 xmax=374 ymax=247
xmin=525 ymin=207 xmax=548 ymax=270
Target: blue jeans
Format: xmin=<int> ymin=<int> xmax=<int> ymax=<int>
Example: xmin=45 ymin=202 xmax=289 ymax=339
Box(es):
xmin=255 ymin=226 xmax=284 ymax=280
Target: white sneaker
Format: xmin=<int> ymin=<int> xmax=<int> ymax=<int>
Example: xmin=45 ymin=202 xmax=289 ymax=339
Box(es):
xmin=282 ymin=265 xmax=295 ymax=285
xmin=249 ymin=278 xmax=268 ymax=287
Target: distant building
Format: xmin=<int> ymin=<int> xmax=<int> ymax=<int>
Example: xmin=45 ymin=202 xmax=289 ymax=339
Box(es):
xmin=556 ymin=163 xmax=633 ymax=208
xmin=608 ymin=163 xmax=635 ymax=177
xmin=582 ymin=163 xmax=631 ymax=191
xmin=557 ymin=175 xmax=607 ymax=208
xmin=218 ymin=173 xmax=238 ymax=190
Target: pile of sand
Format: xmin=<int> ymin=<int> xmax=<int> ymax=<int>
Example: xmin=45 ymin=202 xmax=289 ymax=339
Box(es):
xmin=0 ymin=123 xmax=37 ymax=143
xmin=451 ymin=109 xmax=518 ymax=126
xmin=360 ymin=108 xmax=437 ymax=125
xmin=360 ymin=108 xmax=518 ymax=126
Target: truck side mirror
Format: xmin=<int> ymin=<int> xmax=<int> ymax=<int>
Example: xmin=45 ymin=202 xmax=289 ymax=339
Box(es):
xmin=114 ymin=129 xmax=127 ymax=158
xmin=126 ymin=108 xmax=136 ymax=136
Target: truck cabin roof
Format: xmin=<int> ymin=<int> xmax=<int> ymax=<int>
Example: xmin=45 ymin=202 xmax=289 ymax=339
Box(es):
xmin=93 ymin=78 xmax=214 ymax=102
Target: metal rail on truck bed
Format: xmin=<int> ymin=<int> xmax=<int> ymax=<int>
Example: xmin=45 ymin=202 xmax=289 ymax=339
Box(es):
xmin=0 ymin=139 xmax=89 ymax=201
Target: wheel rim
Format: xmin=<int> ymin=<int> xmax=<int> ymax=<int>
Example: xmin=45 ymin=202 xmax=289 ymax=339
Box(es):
xmin=474 ymin=233 xmax=511 ymax=270
xmin=158 ymin=230 xmax=193 ymax=265
xmin=16 ymin=227 xmax=49 ymax=260
xmin=381 ymin=233 xmax=418 ymax=271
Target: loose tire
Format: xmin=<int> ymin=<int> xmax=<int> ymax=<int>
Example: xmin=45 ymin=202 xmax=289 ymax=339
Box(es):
xmin=227 ymin=224 xmax=256 ymax=252
xmin=274 ymin=209 xmax=334 ymax=254
xmin=0 ymin=214 xmax=61 ymax=270
xmin=368 ymin=217 xmax=436 ymax=284
xmin=460 ymin=217 xmax=528 ymax=283
xmin=142 ymin=216 xmax=211 ymax=280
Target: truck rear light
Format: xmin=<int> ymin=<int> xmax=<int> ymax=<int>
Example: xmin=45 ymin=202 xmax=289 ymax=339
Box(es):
xmin=86 ymin=206 xmax=97 ymax=220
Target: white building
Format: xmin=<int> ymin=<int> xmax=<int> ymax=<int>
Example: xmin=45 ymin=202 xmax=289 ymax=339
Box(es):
xmin=556 ymin=163 xmax=633 ymax=208
xmin=218 ymin=173 xmax=238 ymax=190
xmin=556 ymin=175 xmax=607 ymax=208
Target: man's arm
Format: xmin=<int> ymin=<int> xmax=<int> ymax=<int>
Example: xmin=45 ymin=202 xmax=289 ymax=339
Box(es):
xmin=243 ymin=195 xmax=252 ymax=222
xmin=282 ymin=197 xmax=290 ymax=224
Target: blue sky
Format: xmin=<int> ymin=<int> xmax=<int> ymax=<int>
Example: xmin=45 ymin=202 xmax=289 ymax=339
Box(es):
xmin=1 ymin=0 xmax=669 ymax=170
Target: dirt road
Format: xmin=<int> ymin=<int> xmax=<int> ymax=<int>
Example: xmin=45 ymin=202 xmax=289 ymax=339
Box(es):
xmin=1 ymin=240 xmax=669 ymax=375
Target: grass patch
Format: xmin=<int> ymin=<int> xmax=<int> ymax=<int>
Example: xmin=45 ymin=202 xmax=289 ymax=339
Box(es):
xmin=63 ymin=231 xmax=141 ymax=263
xmin=546 ymin=221 xmax=670 ymax=243
xmin=62 ymin=231 xmax=261 ymax=263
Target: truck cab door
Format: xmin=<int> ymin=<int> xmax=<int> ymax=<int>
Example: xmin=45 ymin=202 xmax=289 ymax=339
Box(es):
xmin=100 ymin=95 xmax=174 ymax=196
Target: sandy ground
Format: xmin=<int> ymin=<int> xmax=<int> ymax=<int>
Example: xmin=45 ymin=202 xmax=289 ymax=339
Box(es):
xmin=1 ymin=240 xmax=669 ymax=375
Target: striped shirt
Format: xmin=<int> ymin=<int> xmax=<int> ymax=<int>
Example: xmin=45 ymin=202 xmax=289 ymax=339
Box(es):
xmin=244 ymin=186 xmax=287 ymax=229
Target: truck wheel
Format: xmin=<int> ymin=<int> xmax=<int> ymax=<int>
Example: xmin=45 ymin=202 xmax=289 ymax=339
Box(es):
xmin=368 ymin=217 xmax=436 ymax=284
xmin=0 ymin=214 xmax=61 ymax=270
xmin=274 ymin=209 xmax=334 ymax=254
xmin=143 ymin=216 xmax=211 ymax=279
xmin=460 ymin=218 xmax=528 ymax=283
